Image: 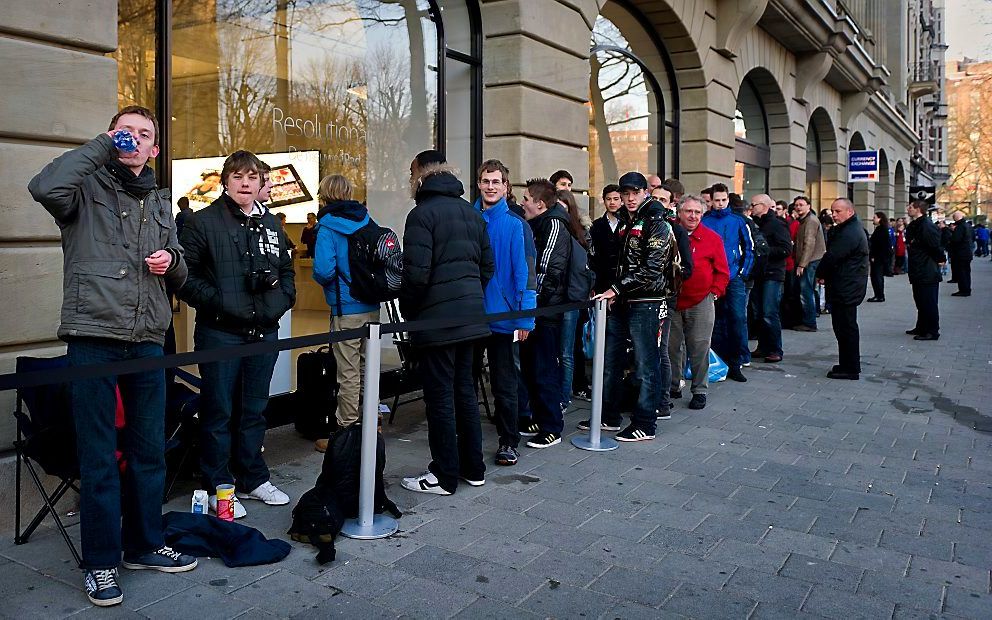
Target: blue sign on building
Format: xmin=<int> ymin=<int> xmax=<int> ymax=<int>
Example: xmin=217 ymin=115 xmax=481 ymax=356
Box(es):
xmin=849 ymin=150 xmax=879 ymax=182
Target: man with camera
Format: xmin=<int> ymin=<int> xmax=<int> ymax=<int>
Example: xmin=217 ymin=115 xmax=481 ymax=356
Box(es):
xmin=178 ymin=150 xmax=296 ymax=518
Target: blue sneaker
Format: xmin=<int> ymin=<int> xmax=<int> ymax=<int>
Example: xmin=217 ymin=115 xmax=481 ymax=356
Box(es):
xmin=122 ymin=546 xmax=197 ymax=573
xmin=84 ymin=568 xmax=123 ymax=607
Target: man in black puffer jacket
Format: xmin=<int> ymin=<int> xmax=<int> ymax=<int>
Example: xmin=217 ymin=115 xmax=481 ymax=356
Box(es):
xmin=179 ymin=151 xmax=296 ymax=517
xmin=400 ymin=150 xmax=495 ymax=496
xmin=815 ymin=199 xmax=868 ymax=380
xmin=750 ymin=194 xmax=792 ymax=363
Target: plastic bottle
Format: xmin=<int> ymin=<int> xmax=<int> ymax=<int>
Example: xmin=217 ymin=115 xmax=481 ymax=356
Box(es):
xmin=191 ymin=489 xmax=209 ymax=515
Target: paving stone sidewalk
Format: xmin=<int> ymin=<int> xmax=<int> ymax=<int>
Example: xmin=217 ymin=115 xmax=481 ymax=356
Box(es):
xmin=2 ymin=262 xmax=991 ymax=619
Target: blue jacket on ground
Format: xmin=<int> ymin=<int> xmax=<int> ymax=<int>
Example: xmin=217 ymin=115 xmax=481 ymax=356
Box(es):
xmin=475 ymin=197 xmax=537 ymax=334
xmin=312 ymin=200 xmax=380 ymax=316
xmin=702 ymin=206 xmax=755 ymax=280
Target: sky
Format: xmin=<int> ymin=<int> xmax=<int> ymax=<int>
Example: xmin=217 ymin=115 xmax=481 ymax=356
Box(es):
xmin=945 ymin=0 xmax=992 ymax=61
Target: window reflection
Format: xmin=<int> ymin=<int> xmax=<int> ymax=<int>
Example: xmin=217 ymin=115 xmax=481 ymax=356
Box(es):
xmin=113 ymin=0 xmax=157 ymax=113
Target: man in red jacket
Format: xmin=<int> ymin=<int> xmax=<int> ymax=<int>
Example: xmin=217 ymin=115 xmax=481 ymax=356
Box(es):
xmin=668 ymin=195 xmax=730 ymax=410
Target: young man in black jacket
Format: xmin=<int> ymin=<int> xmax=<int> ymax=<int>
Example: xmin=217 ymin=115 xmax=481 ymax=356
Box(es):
xmin=518 ymin=178 xmax=571 ymax=448
xmin=179 ymin=151 xmax=296 ymax=517
xmin=749 ymin=194 xmax=792 ymax=363
xmin=589 ymin=184 xmax=624 ymax=294
xmin=595 ymin=172 xmax=675 ymax=442
xmin=815 ymin=198 xmax=869 ymax=379
xmin=905 ymin=200 xmax=945 ymax=340
xmin=400 ymin=150 xmax=496 ymax=494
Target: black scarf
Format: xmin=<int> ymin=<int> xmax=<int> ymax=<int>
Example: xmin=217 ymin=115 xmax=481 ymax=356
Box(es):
xmin=105 ymin=160 xmax=157 ymax=198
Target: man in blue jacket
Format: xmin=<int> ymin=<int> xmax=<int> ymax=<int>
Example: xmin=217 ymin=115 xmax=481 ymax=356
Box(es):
xmin=312 ymin=174 xmax=383 ymax=450
xmin=702 ymin=183 xmax=754 ymax=382
xmin=475 ymin=160 xmax=537 ymax=466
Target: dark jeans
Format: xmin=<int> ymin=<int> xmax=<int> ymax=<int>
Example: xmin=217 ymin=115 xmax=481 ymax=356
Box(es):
xmin=195 ymin=325 xmax=277 ymax=493
xmin=712 ymin=277 xmax=747 ymax=368
xmin=485 ymin=333 xmax=519 ymax=448
xmin=67 ymin=338 xmax=166 ymax=569
xmin=869 ymin=260 xmax=886 ymax=299
xmin=560 ymin=309 xmax=579 ymax=406
xmin=830 ymin=303 xmax=861 ymax=374
xmin=798 ymin=261 xmax=819 ymax=327
xmin=522 ymin=320 xmax=563 ymax=435
xmin=912 ymin=283 xmax=940 ymax=336
xmin=951 ymin=257 xmax=971 ymax=294
xmin=742 ymin=281 xmax=754 ymax=364
xmin=657 ymin=316 xmax=672 ymax=411
xmin=755 ymin=279 xmax=784 ymax=357
xmin=602 ymin=303 xmax=662 ymax=433
xmin=421 ymin=342 xmax=485 ymax=491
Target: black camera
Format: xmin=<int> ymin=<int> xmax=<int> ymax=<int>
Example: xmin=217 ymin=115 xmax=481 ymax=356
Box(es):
xmin=247 ymin=269 xmax=279 ymax=293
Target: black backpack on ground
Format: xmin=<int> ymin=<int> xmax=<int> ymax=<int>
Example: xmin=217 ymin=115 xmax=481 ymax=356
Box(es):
xmin=345 ymin=220 xmax=403 ymax=304
xmin=566 ymin=236 xmax=595 ymax=303
xmin=294 ymin=347 xmax=338 ymax=440
xmin=288 ymin=423 xmax=402 ymax=565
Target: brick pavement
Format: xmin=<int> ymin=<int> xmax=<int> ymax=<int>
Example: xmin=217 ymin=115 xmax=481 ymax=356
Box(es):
xmin=2 ymin=261 xmax=991 ymax=619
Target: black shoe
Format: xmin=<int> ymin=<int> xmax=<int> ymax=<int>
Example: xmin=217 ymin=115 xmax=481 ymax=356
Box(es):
xmin=826 ymin=370 xmax=859 ymax=380
xmin=84 ymin=569 xmax=123 ymax=607
xmin=495 ymin=445 xmax=519 ymax=466
xmin=669 ymin=389 xmax=682 ymax=399
xmin=577 ymin=419 xmax=621 ymax=432
xmin=866 ymin=297 xmax=884 ymax=303
xmin=951 ymin=292 xmax=970 ymax=297
xmin=656 ymin=408 xmax=672 ymax=420
xmin=750 ymin=350 xmax=768 ymax=358
xmin=913 ymin=334 xmax=940 ymax=341
xmin=905 ymin=329 xmax=923 ymax=335
xmin=526 ymin=432 xmax=561 ymax=448
xmin=948 ymin=280 xmax=957 ymax=283
xmin=688 ymin=394 xmax=706 ymax=410
xmin=572 ymin=389 xmax=591 ymax=402
xmin=122 ymin=546 xmax=197 ymax=573
xmin=615 ymin=425 xmax=655 ymax=442
xmin=728 ymin=367 xmax=747 ymax=382
xmin=793 ymin=325 xmax=817 ymax=332
xmin=519 ymin=420 xmax=540 ymax=437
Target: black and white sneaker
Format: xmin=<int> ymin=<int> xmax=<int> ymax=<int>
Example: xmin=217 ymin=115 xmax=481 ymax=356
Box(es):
xmin=656 ymin=408 xmax=672 ymax=420
xmin=572 ymin=389 xmax=591 ymax=402
xmin=577 ymin=419 xmax=621 ymax=432
xmin=615 ymin=425 xmax=655 ymax=442
xmin=84 ymin=568 xmax=123 ymax=607
xmin=526 ymin=432 xmax=561 ymax=448
xmin=401 ymin=471 xmax=452 ymax=495
xmin=495 ymin=445 xmax=519 ymax=466
xmin=123 ymin=546 xmax=197 ymax=573
xmin=519 ymin=420 xmax=541 ymax=437
xmin=459 ymin=474 xmax=485 ymax=487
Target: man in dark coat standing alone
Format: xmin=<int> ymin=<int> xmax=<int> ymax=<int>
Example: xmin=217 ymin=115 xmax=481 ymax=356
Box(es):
xmin=400 ymin=150 xmax=496 ymax=495
xmin=948 ymin=212 xmax=973 ymax=297
xmin=905 ymin=200 xmax=945 ymax=341
xmin=815 ymin=199 xmax=868 ymax=380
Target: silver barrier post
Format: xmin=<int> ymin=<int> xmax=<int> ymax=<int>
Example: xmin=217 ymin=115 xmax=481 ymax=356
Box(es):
xmin=572 ymin=298 xmax=618 ymax=451
xmin=340 ymin=322 xmax=398 ymax=539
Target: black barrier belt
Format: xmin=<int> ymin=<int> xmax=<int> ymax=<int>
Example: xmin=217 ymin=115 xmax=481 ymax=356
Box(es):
xmin=0 ymin=300 xmax=594 ymax=392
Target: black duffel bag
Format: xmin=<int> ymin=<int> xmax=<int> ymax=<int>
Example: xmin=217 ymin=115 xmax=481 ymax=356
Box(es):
xmin=295 ymin=346 xmax=338 ymax=440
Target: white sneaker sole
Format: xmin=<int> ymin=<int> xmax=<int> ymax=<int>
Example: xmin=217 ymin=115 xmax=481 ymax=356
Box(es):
xmin=122 ymin=558 xmax=198 ymax=573
xmin=459 ymin=477 xmax=485 ymax=487
xmin=237 ymin=493 xmax=290 ymax=506
xmin=87 ymin=593 xmax=123 ymax=607
xmin=525 ymin=437 xmax=561 ymax=449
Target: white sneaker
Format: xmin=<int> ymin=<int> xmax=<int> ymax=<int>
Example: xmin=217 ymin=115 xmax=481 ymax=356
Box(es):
xmin=240 ymin=481 xmax=290 ymax=506
xmin=401 ymin=471 xmax=452 ymax=495
xmin=208 ymin=494 xmax=247 ymax=519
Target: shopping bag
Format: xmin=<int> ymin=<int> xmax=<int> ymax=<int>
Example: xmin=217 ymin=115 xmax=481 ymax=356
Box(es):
xmin=684 ymin=349 xmax=728 ymax=383
xmin=582 ymin=312 xmax=595 ymax=359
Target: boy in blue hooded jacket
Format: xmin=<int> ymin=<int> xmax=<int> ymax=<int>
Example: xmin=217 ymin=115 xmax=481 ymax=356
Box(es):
xmin=312 ymin=175 xmax=380 ymax=444
xmin=475 ymin=160 xmax=537 ymax=466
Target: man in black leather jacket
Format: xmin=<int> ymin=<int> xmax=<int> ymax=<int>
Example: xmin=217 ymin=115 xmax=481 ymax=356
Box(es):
xmin=595 ymin=172 xmax=674 ymax=442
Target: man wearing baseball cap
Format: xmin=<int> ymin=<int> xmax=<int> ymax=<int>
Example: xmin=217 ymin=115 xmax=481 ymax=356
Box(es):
xmin=593 ymin=172 xmax=675 ymax=442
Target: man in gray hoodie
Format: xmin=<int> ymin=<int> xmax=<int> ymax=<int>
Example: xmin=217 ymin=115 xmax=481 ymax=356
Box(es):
xmin=29 ymin=106 xmax=195 ymax=608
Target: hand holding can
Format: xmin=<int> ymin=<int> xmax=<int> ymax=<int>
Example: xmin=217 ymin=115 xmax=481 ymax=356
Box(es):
xmin=113 ymin=129 xmax=138 ymax=153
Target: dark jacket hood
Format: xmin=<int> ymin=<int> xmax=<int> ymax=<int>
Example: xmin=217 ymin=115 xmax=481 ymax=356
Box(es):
xmin=412 ymin=162 xmax=464 ymax=201
xmin=316 ymin=199 xmax=368 ymax=234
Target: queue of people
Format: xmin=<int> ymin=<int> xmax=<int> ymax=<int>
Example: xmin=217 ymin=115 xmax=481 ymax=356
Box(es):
xmin=28 ymin=104 xmax=981 ymax=608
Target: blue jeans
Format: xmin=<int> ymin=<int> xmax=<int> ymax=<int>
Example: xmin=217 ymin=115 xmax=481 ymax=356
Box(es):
xmin=798 ymin=261 xmax=820 ymax=328
xmin=67 ymin=338 xmax=166 ymax=569
xmin=602 ymin=303 xmax=662 ymax=433
xmin=712 ymin=277 xmax=747 ymax=368
xmin=195 ymin=325 xmax=277 ymax=492
xmin=560 ymin=309 xmax=579 ymax=406
xmin=522 ymin=320 xmax=563 ymax=435
xmin=756 ymin=280 xmax=784 ymax=357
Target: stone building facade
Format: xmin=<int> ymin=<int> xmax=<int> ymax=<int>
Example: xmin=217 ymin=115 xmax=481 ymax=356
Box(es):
xmin=0 ymin=0 xmax=945 ymax=526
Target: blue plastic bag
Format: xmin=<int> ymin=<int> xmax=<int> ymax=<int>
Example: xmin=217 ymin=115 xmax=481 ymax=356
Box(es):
xmin=684 ymin=349 xmax=728 ymax=383
xmin=582 ymin=312 xmax=595 ymax=359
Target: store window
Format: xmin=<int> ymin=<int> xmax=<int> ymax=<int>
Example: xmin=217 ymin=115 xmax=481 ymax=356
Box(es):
xmin=806 ymin=121 xmax=821 ymax=207
xmin=733 ymin=77 xmax=770 ymax=198
xmin=113 ymin=0 xmax=159 ymax=130
xmin=589 ymin=4 xmax=678 ymax=203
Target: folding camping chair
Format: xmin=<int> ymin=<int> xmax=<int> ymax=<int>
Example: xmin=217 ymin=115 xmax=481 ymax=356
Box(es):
xmin=163 ymin=368 xmax=201 ymax=500
xmin=12 ymin=355 xmax=81 ymax=565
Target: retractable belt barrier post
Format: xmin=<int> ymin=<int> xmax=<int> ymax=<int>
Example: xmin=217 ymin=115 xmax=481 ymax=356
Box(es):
xmin=340 ymin=322 xmax=398 ymax=540
xmin=572 ymin=298 xmax=618 ymax=452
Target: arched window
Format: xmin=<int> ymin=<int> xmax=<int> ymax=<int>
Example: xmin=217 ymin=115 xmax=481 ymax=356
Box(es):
xmin=806 ymin=121 xmax=822 ymax=207
xmin=734 ymin=77 xmax=770 ymax=197
xmin=589 ymin=2 xmax=678 ymax=201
